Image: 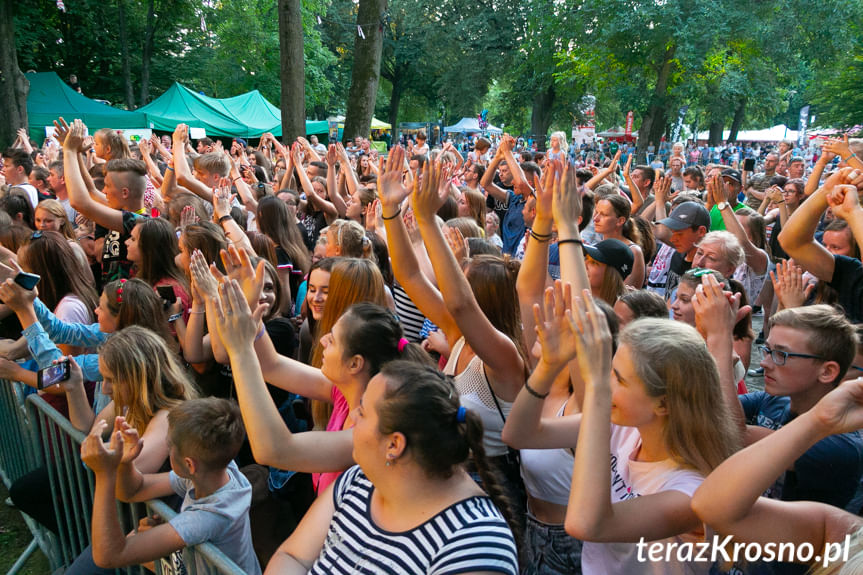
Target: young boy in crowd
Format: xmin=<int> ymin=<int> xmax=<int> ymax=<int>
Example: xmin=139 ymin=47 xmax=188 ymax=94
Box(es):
xmin=81 ymin=398 xmax=261 ymax=574
xmin=740 ymin=304 xmax=863 ymax=510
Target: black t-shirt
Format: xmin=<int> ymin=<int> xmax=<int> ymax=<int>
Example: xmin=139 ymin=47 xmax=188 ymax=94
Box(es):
xmin=95 ymin=211 xmax=147 ymax=285
xmin=828 ymin=254 xmax=863 ymax=323
xmin=663 ymin=250 xmax=693 ymax=297
xmin=486 ymin=175 xmax=512 ymax=227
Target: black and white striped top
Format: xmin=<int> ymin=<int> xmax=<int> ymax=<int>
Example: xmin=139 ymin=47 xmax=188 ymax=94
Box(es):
xmin=309 ymin=465 xmax=518 ymax=574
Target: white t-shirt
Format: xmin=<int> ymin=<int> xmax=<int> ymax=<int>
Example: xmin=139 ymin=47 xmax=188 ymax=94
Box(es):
xmin=581 ymin=425 xmax=708 ymax=575
xmin=11 ymin=183 xmax=38 ymax=208
xmin=55 ymin=295 xmax=93 ymax=326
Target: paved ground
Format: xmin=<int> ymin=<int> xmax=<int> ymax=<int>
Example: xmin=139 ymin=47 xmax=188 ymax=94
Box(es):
xmin=744 ymin=313 xmax=765 ymax=393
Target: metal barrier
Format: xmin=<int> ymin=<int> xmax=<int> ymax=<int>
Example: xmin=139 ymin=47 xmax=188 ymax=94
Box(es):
xmin=0 ymin=381 xmax=247 ymax=574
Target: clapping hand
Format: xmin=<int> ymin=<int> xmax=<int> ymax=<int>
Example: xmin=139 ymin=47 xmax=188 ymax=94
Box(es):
xmin=411 ymin=158 xmax=446 ymax=220
xmin=770 ymin=259 xmax=814 ymax=311
xmin=533 ymin=281 xmax=578 ymax=369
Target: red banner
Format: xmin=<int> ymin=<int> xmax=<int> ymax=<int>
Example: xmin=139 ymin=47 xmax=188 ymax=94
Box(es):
xmin=625 ymin=111 xmax=634 ymax=137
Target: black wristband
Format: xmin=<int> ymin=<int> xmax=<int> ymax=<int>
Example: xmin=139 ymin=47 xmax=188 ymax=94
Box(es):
xmin=381 ymin=207 xmax=401 ymax=221
xmin=524 ymin=379 xmax=550 ymax=399
xmin=557 ymin=238 xmax=584 ymax=248
xmin=218 ymin=214 xmax=233 ymax=225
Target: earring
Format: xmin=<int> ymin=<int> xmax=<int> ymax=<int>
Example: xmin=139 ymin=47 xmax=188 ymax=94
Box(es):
xmin=385 ymin=454 xmax=394 ymax=467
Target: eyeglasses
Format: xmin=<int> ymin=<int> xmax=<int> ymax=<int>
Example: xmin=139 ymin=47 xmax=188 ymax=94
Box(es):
xmin=759 ymin=345 xmax=823 ymax=366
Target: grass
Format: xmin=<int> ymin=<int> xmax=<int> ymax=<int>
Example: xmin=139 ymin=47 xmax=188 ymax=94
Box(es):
xmin=0 ymin=483 xmax=52 ymax=574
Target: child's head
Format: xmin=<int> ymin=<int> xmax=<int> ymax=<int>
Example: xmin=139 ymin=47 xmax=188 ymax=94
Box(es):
xmin=617 ymin=318 xmax=739 ymax=474
xmin=168 ymin=397 xmax=244 ymax=474
xmin=34 ymin=199 xmax=74 ymax=238
xmin=614 ymin=289 xmax=668 ymax=327
xmin=193 ymin=153 xmax=230 ymax=187
xmin=766 ymin=305 xmax=857 ymax=387
xmin=98 ymin=278 xmax=173 ymax=341
xmin=94 ymin=129 xmax=131 ymax=161
xmin=100 ymin=326 xmax=196 ymax=432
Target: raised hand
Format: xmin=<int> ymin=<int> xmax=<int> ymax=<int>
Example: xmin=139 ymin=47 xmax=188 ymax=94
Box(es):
xmin=0 ymin=277 xmax=38 ymax=314
xmin=823 ymin=135 xmax=852 ymax=161
xmin=326 ymin=144 xmax=337 ymax=167
xmin=533 ymin=281 xmax=578 ymax=369
xmin=64 ymin=119 xmax=87 ymax=152
xmin=173 ymin=123 xmax=188 ymax=147
xmin=443 ymin=225 xmax=468 ymax=263
xmin=411 ymin=159 xmax=446 ymax=220
xmin=218 ymin=244 xmax=266 ymax=311
xmin=693 ymin=273 xmax=744 ymax=339
xmin=179 ymin=205 xmax=200 ymax=229
xmin=112 ymin=416 xmax=143 ymax=464
xmin=190 ymin=249 xmax=220 ymax=302
xmin=568 ymin=289 xmax=613 ymax=387
xmin=211 ymin=279 xmax=267 ymax=354
xmin=770 ymin=259 xmax=815 ymax=310
xmin=80 ymin=419 xmax=123 ymax=473
xmin=826 ymin=184 xmax=861 ymax=222
xmin=53 ymin=117 xmax=71 ymax=147
xmin=552 ymin=161 xmax=582 ymax=235
xmin=212 ymin=178 xmax=233 ymax=220
xmin=533 ymin=160 xmax=557 ymax=221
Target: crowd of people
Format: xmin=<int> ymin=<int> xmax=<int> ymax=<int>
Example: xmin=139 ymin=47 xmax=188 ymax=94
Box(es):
xmin=0 ymin=117 xmax=862 ymax=575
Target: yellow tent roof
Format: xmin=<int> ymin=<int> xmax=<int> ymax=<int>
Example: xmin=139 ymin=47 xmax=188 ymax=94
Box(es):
xmin=331 ymin=116 xmax=391 ymax=130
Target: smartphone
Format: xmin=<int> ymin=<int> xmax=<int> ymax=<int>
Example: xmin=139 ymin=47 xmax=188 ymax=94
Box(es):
xmin=743 ymin=158 xmax=756 ymax=172
xmin=157 ymin=286 xmax=177 ymax=305
xmin=13 ymin=272 xmax=40 ymax=291
xmin=38 ymin=360 xmax=70 ymax=389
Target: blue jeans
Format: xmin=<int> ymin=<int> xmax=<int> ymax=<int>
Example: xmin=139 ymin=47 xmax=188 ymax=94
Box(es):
xmin=522 ymin=513 xmax=582 ymax=575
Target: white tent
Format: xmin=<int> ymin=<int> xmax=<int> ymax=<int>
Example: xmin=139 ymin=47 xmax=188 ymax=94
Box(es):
xmin=695 ymin=124 xmax=798 ymax=142
xmin=444 ymin=117 xmax=503 ymax=135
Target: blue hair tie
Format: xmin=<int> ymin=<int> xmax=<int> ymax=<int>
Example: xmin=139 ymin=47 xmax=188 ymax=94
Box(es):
xmin=456 ymin=406 xmax=467 ymax=423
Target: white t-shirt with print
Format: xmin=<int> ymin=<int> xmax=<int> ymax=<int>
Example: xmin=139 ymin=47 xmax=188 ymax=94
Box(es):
xmin=581 ymin=425 xmax=708 ymax=575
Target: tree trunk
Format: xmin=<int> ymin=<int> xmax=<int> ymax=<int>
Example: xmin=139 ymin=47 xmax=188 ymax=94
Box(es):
xmin=530 ymin=83 xmax=555 ymax=152
xmin=636 ymin=45 xmax=676 ymax=163
xmin=727 ymin=99 xmax=746 ymax=143
xmin=139 ymin=0 xmax=156 ymax=105
xmin=117 ymin=0 xmax=135 ymax=109
xmin=0 ymin=2 xmax=28 ymax=148
xmin=388 ymin=74 xmax=403 ymax=144
xmin=343 ymin=0 xmax=386 ymax=142
xmin=708 ymin=121 xmax=723 ymax=146
xmin=278 ymin=0 xmax=305 ymax=142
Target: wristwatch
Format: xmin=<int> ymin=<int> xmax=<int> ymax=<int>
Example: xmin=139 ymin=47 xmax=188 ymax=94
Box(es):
xmin=716 ymin=201 xmax=729 ymax=211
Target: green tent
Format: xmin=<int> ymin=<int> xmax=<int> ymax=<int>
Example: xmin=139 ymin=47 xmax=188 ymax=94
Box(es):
xmin=25 ymin=72 xmax=149 ymax=142
xmin=138 ymin=83 xmax=328 ymax=139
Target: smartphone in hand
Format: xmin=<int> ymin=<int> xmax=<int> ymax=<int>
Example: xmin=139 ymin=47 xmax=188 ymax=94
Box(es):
xmin=38 ymin=360 xmax=70 ymax=389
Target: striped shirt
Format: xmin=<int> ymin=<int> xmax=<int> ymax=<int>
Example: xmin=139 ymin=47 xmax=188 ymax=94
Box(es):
xmin=310 ymin=466 xmax=518 ymax=574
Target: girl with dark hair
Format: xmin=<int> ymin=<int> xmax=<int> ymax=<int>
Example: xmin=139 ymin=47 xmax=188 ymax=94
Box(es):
xmin=257 ymin=195 xmax=310 ymax=312
xmin=126 ymin=217 xmax=192 ymax=320
xmin=207 ymin=280 xmax=518 ymax=573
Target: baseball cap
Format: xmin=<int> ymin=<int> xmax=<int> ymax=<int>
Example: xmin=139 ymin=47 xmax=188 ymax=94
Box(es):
xmin=721 ymin=169 xmax=741 ymax=183
xmin=658 ymin=202 xmax=710 ymax=231
xmin=584 ymin=239 xmax=635 ymax=280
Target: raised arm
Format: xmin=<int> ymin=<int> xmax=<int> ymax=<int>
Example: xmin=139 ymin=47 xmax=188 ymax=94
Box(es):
xmin=777 ymin=169 xmax=854 ymax=281
xmin=565 ymin=292 xmax=700 ymax=543
xmin=212 ymin=279 xmax=354 ymax=471
xmin=691 ymin=379 xmax=863 ymax=552
xmin=335 ymin=143 xmax=359 ymax=196
xmin=172 ymin=124 xmax=214 ymax=203
xmin=294 ymin=147 xmax=337 ymax=220
xmin=825 ymin=183 xmax=863 ymax=260
xmin=709 ymin=175 xmax=768 ymax=274
xmin=62 ymin=120 xmax=125 ymax=231
xmin=379 ymin=147 xmax=458 ymax=341
xmin=587 ymin=148 xmax=623 ymax=192
xmin=479 ymin=146 xmax=510 ymax=203
xmin=503 ymin=282 xmax=583 ymax=450
xmin=553 ymin=162 xmax=590 ymax=296
xmin=413 ymin=159 xmax=525 ymax=398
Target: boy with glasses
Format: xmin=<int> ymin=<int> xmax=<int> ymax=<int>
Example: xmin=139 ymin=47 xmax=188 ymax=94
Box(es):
xmin=740 ymin=304 xmax=863 ymax=510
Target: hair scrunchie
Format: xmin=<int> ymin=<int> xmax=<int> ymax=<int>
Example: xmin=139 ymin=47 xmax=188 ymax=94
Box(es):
xmin=456 ymin=406 xmax=467 ymax=423
xmin=397 ymin=337 xmax=409 ymax=353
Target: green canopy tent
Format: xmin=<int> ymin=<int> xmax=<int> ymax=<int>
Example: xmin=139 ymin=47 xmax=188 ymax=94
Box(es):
xmin=25 ymin=72 xmax=150 ymax=142
xmin=139 ymin=83 xmax=329 ymax=139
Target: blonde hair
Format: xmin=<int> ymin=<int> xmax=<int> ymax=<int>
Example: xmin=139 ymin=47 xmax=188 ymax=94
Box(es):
xmin=811 ymin=526 xmax=863 ymax=575
xmin=328 ymin=219 xmax=373 ymax=261
xmin=550 ymin=131 xmax=568 ymax=153
xmin=619 ymin=319 xmax=741 ymax=475
xmin=100 ymin=326 xmax=197 ymax=433
xmin=587 ymin=255 xmax=625 ymax=305
xmin=95 ymin=128 xmax=131 ymax=160
xmin=34 ymin=199 xmax=74 ymax=240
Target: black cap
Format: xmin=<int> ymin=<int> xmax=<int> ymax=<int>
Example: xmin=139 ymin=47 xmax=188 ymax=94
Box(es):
xmin=584 ymin=239 xmax=635 ymax=280
xmin=721 ymin=168 xmax=742 ymax=183
xmin=658 ymin=202 xmax=710 ymax=231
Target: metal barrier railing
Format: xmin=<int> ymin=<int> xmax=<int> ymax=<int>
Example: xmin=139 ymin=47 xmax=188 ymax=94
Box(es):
xmin=0 ymin=380 xmax=247 ymax=574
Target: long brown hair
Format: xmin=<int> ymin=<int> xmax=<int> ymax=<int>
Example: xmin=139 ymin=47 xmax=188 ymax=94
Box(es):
xmin=465 ymin=254 xmax=529 ymax=376
xmin=257 ymin=195 xmax=310 ymax=275
xmin=100 ymin=326 xmax=196 ymax=433
xmin=18 ymin=231 xmax=98 ymax=313
xmin=309 ymin=258 xmax=387 ymax=428
xmin=620 ymin=319 xmax=740 ymax=475
xmin=103 ymin=278 xmax=177 ymax=351
xmin=135 ymin=218 xmax=189 ymax=294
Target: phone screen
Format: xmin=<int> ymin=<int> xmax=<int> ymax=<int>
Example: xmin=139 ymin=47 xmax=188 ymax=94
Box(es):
xmin=157 ymin=286 xmax=177 ymax=305
xmin=38 ymin=361 xmax=70 ymax=389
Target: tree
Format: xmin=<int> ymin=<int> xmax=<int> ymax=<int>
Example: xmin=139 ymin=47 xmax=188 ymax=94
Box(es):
xmin=279 ymin=0 xmax=306 ymax=141
xmin=0 ymin=1 xmax=27 ymax=148
xmin=343 ymin=0 xmax=386 ymax=141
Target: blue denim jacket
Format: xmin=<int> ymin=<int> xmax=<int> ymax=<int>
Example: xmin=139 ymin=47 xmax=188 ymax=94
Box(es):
xmin=22 ymin=322 xmax=102 ymax=382
xmin=32 ymin=298 xmax=107 ymax=348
